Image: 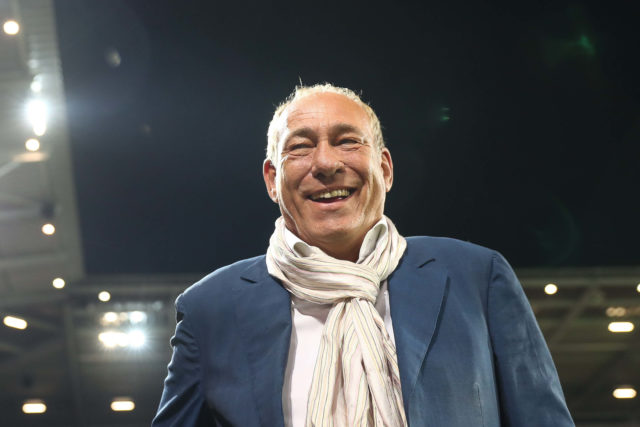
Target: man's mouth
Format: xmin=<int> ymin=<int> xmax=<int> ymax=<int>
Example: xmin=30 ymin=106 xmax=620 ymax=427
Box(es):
xmin=309 ymin=188 xmax=354 ymax=203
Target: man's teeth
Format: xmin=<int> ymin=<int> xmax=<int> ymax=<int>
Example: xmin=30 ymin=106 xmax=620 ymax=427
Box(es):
xmin=311 ymin=189 xmax=351 ymax=200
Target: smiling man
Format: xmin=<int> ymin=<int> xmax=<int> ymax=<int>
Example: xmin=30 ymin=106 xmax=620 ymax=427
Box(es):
xmin=263 ymin=88 xmax=392 ymax=262
xmin=153 ymin=84 xmax=574 ymax=427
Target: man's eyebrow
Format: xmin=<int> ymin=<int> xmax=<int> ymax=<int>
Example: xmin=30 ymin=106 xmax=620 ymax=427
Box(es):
xmin=329 ymin=124 xmax=366 ymax=139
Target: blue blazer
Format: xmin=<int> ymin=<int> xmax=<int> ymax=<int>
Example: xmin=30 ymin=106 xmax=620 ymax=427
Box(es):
xmin=153 ymin=237 xmax=574 ymax=426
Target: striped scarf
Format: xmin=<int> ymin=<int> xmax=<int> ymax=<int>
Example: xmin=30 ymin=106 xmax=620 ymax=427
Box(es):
xmin=266 ymin=216 xmax=408 ymax=427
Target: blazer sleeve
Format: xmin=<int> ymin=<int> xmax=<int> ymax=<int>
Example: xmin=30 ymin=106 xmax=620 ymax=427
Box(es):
xmin=488 ymin=252 xmax=574 ymax=426
xmin=152 ymin=294 xmax=215 ymax=426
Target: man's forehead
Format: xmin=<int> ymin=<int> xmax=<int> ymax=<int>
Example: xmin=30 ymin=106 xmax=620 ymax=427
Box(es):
xmin=282 ymin=93 xmax=371 ymax=132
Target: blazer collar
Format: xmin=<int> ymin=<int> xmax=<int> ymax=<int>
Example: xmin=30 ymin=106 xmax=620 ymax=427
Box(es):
xmin=235 ymin=256 xmax=291 ymax=427
xmin=388 ymin=238 xmax=449 ymax=418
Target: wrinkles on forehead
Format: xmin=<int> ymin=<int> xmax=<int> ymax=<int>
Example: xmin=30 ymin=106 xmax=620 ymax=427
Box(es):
xmin=276 ymin=95 xmax=374 ymax=160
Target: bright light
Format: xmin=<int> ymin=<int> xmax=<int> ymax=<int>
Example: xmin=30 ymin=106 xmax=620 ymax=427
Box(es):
xmin=99 ymin=331 xmax=129 ymax=348
xmin=103 ymin=312 xmax=118 ymax=323
xmin=3 ymin=315 xmax=27 ymax=330
xmin=25 ymin=138 xmax=40 ymax=152
xmin=26 ymin=99 xmax=47 ymax=136
xmin=98 ymin=291 xmax=111 ymax=302
xmin=3 ymin=20 xmax=20 ymax=35
xmin=99 ymin=329 xmax=146 ymax=349
xmin=608 ymin=322 xmax=634 ymax=333
xmin=27 ymin=99 xmax=47 ymax=123
xmin=544 ymin=283 xmax=558 ymax=295
xmin=613 ymin=387 xmax=637 ymax=399
xmin=111 ymin=398 xmax=135 ymax=411
xmin=637 ymin=283 xmax=640 ymax=293
xmin=52 ymin=278 xmax=65 ymax=289
xmin=115 ymin=331 xmax=126 ymax=346
xmin=33 ymin=123 xmax=46 ymax=136
xmin=128 ymin=330 xmax=146 ymax=348
xmin=41 ymin=223 xmax=55 ymax=235
xmin=606 ymin=307 xmax=627 ymax=318
xmin=98 ymin=331 xmax=116 ymax=348
xmin=31 ymin=77 xmax=42 ymax=93
xmin=129 ymin=311 xmax=147 ymax=324
xmin=22 ymin=400 xmax=46 ymax=414
xmin=13 ymin=152 xmax=48 ymax=163
xmin=104 ymin=47 xmax=122 ymax=68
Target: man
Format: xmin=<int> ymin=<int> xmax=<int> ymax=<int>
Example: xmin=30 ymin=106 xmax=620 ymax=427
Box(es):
xmin=153 ymin=84 xmax=574 ymax=426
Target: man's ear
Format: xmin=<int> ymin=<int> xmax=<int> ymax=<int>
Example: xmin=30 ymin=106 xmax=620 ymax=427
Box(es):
xmin=380 ymin=148 xmax=394 ymax=192
xmin=263 ymin=159 xmax=278 ymax=203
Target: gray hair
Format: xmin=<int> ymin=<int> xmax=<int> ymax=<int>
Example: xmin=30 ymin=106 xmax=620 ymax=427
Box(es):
xmin=265 ymin=83 xmax=385 ymax=164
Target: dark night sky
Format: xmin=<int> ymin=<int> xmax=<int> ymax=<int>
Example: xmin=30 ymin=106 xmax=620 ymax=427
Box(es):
xmin=54 ymin=1 xmax=640 ymax=274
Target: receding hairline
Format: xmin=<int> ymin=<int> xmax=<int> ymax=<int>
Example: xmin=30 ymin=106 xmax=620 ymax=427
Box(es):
xmin=280 ymin=93 xmax=374 ymax=143
xmin=266 ymin=83 xmax=385 ymax=164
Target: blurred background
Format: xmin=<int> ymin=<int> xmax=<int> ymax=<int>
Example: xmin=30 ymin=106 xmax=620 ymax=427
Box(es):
xmin=0 ymin=0 xmax=638 ymax=425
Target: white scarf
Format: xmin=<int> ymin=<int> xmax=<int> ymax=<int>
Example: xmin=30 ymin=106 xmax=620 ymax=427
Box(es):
xmin=266 ymin=216 xmax=408 ymax=427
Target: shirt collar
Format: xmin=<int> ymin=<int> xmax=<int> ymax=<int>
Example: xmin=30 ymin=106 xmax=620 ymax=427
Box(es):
xmin=283 ymin=217 xmax=388 ymax=262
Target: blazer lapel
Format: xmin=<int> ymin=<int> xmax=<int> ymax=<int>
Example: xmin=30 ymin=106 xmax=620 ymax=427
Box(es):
xmin=388 ymin=238 xmax=449 ymax=417
xmin=234 ymin=256 xmax=292 ymax=427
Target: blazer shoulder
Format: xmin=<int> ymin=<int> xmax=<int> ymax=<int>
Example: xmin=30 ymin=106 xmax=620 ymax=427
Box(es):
xmin=403 ymin=236 xmax=505 ymax=309
xmin=406 ymin=235 xmax=495 ymax=262
xmin=177 ymin=254 xmax=266 ymax=310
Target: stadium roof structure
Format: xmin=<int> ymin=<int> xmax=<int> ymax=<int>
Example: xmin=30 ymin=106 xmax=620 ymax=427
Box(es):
xmin=0 ymin=1 xmax=638 ymax=426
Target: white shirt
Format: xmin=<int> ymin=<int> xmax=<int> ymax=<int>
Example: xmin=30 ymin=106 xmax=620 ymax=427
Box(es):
xmin=281 ymin=219 xmax=397 ymax=427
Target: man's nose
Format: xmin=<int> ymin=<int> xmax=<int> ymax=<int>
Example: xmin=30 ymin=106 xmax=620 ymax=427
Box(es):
xmin=311 ymin=141 xmax=343 ymax=178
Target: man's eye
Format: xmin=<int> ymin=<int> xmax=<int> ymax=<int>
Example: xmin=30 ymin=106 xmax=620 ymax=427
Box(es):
xmin=287 ymin=143 xmax=313 ymax=154
xmin=338 ymin=139 xmax=360 ymax=148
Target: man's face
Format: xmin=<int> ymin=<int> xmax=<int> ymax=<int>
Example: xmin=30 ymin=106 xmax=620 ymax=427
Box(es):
xmin=263 ymin=92 xmax=393 ymax=257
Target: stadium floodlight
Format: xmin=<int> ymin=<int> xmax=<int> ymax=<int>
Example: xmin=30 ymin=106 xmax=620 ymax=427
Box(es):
xmin=129 ymin=311 xmax=147 ymax=324
xmin=26 ymin=99 xmax=47 ymax=136
xmin=3 ymin=315 xmax=27 ymax=330
xmin=608 ymin=322 xmax=634 ymax=333
xmin=613 ymin=387 xmax=637 ymax=399
xmin=3 ymin=20 xmax=20 ymax=35
xmin=128 ymin=329 xmax=146 ymax=348
xmin=22 ymin=400 xmax=46 ymax=414
xmin=41 ymin=223 xmax=55 ymax=235
xmin=111 ymin=398 xmax=135 ymax=411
